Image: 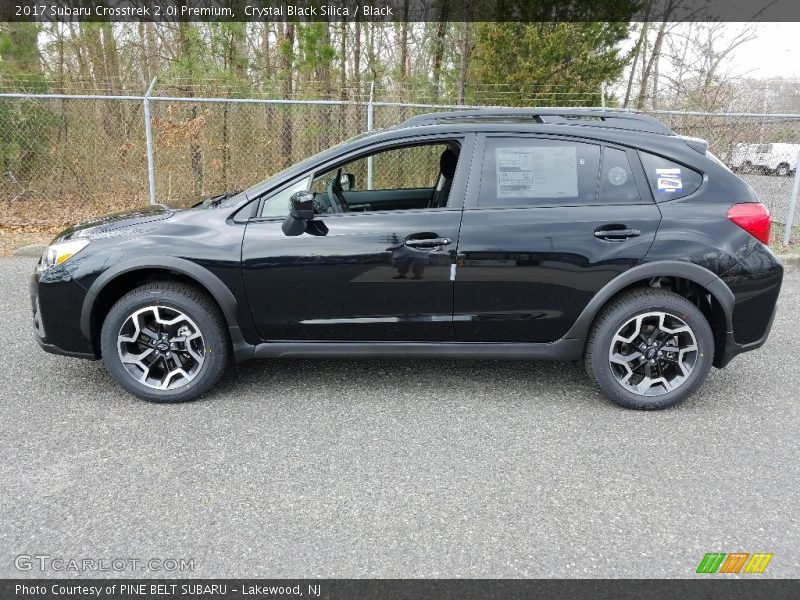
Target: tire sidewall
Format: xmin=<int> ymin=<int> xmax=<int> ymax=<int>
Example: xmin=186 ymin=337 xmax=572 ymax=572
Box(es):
xmin=100 ymin=287 xmax=226 ymax=403
xmin=590 ymin=294 xmax=714 ymax=410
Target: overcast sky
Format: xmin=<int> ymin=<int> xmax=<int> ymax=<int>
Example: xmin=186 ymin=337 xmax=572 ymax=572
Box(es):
xmin=732 ymin=22 xmax=800 ymax=79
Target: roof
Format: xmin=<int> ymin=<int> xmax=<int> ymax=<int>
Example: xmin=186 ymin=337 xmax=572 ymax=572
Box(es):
xmin=395 ymin=108 xmax=675 ymax=136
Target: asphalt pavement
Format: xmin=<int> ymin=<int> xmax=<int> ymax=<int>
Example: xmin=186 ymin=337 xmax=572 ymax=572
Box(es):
xmin=0 ymin=257 xmax=798 ymax=579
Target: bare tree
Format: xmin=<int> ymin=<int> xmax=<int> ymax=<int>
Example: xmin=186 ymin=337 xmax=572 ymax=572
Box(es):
xmin=659 ymin=22 xmax=758 ymax=111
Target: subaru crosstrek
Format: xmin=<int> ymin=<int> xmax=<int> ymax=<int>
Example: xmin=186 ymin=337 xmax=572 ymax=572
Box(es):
xmin=31 ymin=109 xmax=783 ymax=409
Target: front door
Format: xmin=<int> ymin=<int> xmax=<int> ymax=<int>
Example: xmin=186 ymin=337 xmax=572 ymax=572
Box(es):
xmin=242 ymin=138 xmax=471 ymax=341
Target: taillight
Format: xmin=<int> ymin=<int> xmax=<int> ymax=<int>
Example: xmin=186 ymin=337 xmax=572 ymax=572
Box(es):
xmin=727 ymin=202 xmax=771 ymax=245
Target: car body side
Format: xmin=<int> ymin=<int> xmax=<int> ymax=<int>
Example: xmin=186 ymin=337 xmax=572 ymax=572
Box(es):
xmin=31 ymin=122 xmax=783 ymax=369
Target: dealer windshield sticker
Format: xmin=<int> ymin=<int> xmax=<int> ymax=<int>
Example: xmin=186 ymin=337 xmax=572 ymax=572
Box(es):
xmin=608 ymin=166 xmax=628 ymax=186
xmin=496 ymin=146 xmax=578 ymax=198
xmin=656 ymin=167 xmax=683 ymax=192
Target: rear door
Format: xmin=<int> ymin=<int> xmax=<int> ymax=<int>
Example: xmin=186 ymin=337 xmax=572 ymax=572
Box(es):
xmin=454 ymin=134 xmax=661 ymax=343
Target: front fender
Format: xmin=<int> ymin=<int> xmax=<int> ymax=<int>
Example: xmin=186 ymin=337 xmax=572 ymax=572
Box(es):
xmin=79 ymin=255 xmax=254 ymax=362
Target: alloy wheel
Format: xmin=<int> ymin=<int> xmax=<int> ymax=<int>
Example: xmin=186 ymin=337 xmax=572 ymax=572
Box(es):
xmin=117 ymin=305 xmax=206 ymax=390
xmin=608 ymin=311 xmax=698 ymax=397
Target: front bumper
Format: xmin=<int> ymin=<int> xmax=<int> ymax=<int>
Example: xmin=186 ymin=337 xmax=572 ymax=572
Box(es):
xmin=30 ymin=269 xmax=98 ymax=360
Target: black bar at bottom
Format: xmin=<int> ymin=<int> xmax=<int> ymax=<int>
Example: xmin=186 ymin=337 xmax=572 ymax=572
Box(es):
xmin=2 ymin=579 xmax=799 ymax=600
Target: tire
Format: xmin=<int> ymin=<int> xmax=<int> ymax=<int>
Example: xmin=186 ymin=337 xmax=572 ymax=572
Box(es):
xmin=100 ymin=282 xmax=230 ymax=403
xmin=775 ymin=163 xmax=790 ymax=177
xmin=584 ymin=288 xmax=714 ymax=410
xmin=740 ymin=160 xmax=753 ymax=174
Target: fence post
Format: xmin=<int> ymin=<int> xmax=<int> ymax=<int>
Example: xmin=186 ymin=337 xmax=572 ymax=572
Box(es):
xmin=783 ymin=148 xmax=800 ymax=246
xmin=143 ymin=77 xmax=157 ymax=205
xmin=600 ymin=82 xmax=606 ymax=110
xmin=367 ymin=81 xmax=374 ymax=190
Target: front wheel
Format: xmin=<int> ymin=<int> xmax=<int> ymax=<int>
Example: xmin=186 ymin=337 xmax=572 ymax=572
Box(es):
xmin=775 ymin=163 xmax=790 ymax=177
xmin=584 ymin=289 xmax=714 ymax=410
xmin=100 ymin=282 xmax=230 ymax=403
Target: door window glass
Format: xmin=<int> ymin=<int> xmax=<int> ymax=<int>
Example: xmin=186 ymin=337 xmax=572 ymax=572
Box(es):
xmin=479 ymin=138 xmax=600 ymax=207
xmin=313 ymin=143 xmax=451 ymax=192
xmin=311 ymin=142 xmax=461 ymax=212
xmin=259 ymin=177 xmax=311 ymax=218
xmin=598 ymin=147 xmax=645 ymax=205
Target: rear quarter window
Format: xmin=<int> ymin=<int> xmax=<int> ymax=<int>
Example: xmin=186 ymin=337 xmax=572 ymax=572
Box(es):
xmin=639 ymin=152 xmax=703 ymax=202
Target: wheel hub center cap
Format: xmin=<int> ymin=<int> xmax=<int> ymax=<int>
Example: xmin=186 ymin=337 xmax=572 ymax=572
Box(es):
xmin=645 ymin=347 xmax=658 ymax=360
xmin=156 ymin=341 xmax=170 ymax=352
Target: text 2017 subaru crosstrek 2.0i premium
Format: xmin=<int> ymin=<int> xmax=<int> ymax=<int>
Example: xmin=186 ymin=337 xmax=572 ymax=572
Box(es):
xmin=31 ymin=109 xmax=783 ymax=409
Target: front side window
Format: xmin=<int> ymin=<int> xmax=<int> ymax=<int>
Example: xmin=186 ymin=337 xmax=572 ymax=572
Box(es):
xmin=478 ymin=138 xmax=600 ymax=207
xmin=310 ymin=142 xmax=460 ymax=213
xmin=259 ymin=177 xmax=311 ymax=218
xmin=639 ymin=152 xmax=703 ymax=202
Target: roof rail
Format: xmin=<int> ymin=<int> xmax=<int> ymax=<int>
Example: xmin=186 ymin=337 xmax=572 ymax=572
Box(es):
xmin=395 ymin=108 xmax=674 ymax=135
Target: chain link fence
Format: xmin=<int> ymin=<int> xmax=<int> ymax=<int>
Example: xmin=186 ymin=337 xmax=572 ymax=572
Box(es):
xmin=645 ymin=111 xmax=800 ymax=243
xmin=0 ymin=90 xmax=798 ymax=244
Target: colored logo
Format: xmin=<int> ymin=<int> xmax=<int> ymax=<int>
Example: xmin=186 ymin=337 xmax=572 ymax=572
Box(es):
xmin=696 ymin=552 xmax=773 ymax=574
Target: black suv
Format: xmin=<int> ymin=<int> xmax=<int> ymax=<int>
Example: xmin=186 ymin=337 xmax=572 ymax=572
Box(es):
xmin=31 ymin=109 xmax=782 ymax=409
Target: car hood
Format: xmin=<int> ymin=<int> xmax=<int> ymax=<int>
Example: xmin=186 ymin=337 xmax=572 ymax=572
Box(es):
xmin=57 ymin=206 xmax=176 ymax=241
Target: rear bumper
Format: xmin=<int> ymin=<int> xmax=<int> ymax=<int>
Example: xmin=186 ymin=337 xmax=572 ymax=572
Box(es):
xmin=715 ymin=298 xmax=778 ymax=368
xmin=715 ymin=247 xmax=783 ymax=367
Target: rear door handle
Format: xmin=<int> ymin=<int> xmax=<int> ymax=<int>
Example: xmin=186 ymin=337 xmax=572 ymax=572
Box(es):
xmin=405 ymin=237 xmax=452 ymax=249
xmin=594 ymin=227 xmax=641 ymax=241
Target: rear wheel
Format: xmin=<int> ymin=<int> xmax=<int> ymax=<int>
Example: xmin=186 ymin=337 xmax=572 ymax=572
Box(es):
xmin=775 ymin=163 xmax=790 ymax=176
xmin=100 ymin=282 xmax=230 ymax=403
xmin=740 ymin=160 xmax=753 ymax=174
xmin=584 ymin=289 xmax=713 ymax=410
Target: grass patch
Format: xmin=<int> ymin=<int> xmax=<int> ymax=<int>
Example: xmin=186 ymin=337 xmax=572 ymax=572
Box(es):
xmin=770 ymin=222 xmax=800 ymax=255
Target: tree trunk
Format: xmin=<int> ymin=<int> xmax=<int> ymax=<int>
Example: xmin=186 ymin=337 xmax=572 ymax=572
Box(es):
xmin=399 ymin=2 xmax=409 ymax=83
xmin=280 ymin=24 xmax=295 ymax=168
xmin=261 ymin=23 xmax=271 ymax=89
xmin=144 ymin=22 xmax=159 ymax=84
xmin=56 ymin=23 xmax=68 ymax=194
xmin=432 ymin=7 xmax=449 ymax=102
xmin=354 ymin=19 xmax=361 ymax=95
xmin=457 ymin=23 xmax=472 ymax=105
xmin=319 ymin=23 xmax=332 ymax=151
xmin=178 ymin=21 xmax=204 ymax=196
xmin=339 ymin=21 xmax=348 ymax=140
xmin=624 ymin=21 xmax=650 ymax=108
xmin=100 ymin=23 xmax=126 ymax=138
xmin=636 ymin=3 xmax=673 ymax=110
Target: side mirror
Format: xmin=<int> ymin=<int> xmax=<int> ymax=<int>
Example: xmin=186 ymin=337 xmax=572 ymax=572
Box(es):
xmin=339 ymin=173 xmax=355 ymax=191
xmin=282 ymin=191 xmax=315 ymax=236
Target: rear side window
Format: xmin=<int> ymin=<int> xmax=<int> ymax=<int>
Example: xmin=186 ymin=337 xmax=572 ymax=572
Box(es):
xmin=598 ymin=147 xmax=644 ymax=205
xmin=479 ymin=138 xmax=600 ymax=207
xmin=639 ymin=152 xmax=703 ymax=202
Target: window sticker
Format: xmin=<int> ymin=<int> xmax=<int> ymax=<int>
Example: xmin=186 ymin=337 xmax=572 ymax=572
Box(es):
xmin=656 ymin=167 xmax=682 ymax=192
xmin=495 ymin=146 xmax=578 ymax=198
xmin=608 ymin=166 xmax=628 ymax=186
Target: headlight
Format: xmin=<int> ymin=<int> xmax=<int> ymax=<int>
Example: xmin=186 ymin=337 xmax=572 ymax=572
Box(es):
xmin=39 ymin=239 xmax=90 ymax=271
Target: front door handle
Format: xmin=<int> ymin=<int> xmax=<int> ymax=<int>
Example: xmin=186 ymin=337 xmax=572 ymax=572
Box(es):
xmin=594 ymin=227 xmax=641 ymax=241
xmin=405 ymin=237 xmax=452 ymax=249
